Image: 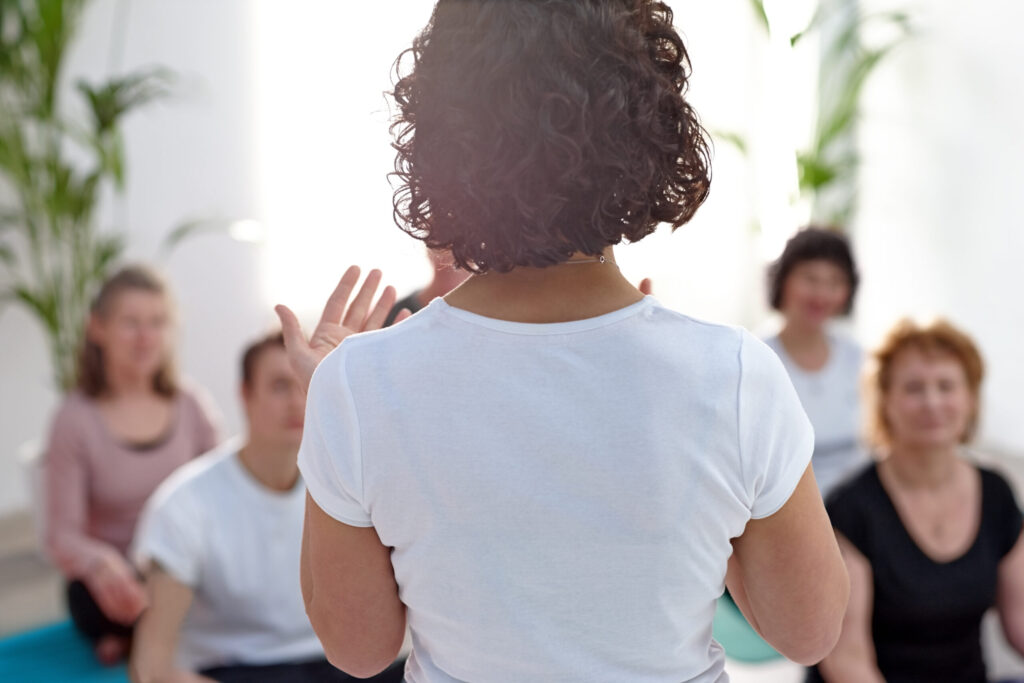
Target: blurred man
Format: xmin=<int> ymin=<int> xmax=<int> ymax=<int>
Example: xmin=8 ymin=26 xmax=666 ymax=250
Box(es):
xmin=129 ymin=332 xmax=404 ymax=683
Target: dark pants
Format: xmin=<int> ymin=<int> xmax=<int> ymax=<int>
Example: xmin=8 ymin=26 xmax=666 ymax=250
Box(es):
xmin=200 ymin=657 xmax=407 ymax=683
xmin=66 ymin=580 xmax=133 ymax=643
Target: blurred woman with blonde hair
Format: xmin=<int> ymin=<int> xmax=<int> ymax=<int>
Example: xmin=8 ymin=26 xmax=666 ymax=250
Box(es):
xmin=43 ymin=264 xmax=221 ymax=663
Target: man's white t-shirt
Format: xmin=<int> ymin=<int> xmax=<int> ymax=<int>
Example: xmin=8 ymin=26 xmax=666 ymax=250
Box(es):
xmin=764 ymin=332 xmax=867 ymax=498
xmin=299 ymin=297 xmax=813 ymax=683
xmin=132 ymin=446 xmax=322 ymax=671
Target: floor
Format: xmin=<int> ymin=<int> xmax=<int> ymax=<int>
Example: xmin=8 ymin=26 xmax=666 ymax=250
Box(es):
xmin=0 ymin=512 xmax=63 ymax=638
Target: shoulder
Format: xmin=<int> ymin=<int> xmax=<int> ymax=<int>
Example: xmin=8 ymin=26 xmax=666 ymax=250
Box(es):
xmin=146 ymin=445 xmax=237 ymax=514
xmin=175 ymin=380 xmax=220 ymax=424
xmin=825 ymin=463 xmax=881 ymax=517
xmin=50 ymin=391 xmax=93 ymax=428
xmin=829 ymin=331 xmax=863 ymax=363
xmin=977 ymin=464 xmax=1022 ymax=510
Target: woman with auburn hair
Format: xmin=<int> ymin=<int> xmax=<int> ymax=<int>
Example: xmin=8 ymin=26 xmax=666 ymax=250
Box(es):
xmin=277 ymin=1 xmax=848 ymax=680
xmin=811 ymin=319 xmax=1024 ymax=682
xmin=43 ymin=265 xmax=221 ymax=664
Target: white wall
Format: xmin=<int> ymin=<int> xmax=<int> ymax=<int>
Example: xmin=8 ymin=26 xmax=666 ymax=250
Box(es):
xmin=0 ymin=0 xmax=266 ymax=516
xmin=0 ymin=1 xmax=763 ymax=518
xmin=855 ymin=0 xmax=1024 ymax=455
xmin=11 ymin=0 xmax=1022 ymax=519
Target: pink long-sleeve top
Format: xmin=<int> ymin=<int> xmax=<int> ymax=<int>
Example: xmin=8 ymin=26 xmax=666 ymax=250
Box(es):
xmin=43 ymin=386 xmax=220 ymax=578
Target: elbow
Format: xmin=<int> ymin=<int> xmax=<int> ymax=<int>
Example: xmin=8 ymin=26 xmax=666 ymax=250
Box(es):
xmin=308 ymin=605 xmax=403 ymax=678
xmin=777 ymin=624 xmax=843 ymax=667
xmin=773 ymin=575 xmax=850 ymax=666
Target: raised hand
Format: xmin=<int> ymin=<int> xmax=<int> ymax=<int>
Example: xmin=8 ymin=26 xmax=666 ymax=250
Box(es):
xmin=638 ymin=278 xmax=653 ymax=295
xmin=275 ymin=266 xmax=409 ymax=391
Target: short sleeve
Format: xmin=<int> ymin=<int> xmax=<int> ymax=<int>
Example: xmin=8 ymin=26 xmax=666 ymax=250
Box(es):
xmin=297 ymin=346 xmax=373 ymax=527
xmin=131 ymin=485 xmax=204 ymax=586
xmin=982 ymin=469 xmax=1024 ymax=558
xmin=738 ymin=330 xmax=815 ymax=519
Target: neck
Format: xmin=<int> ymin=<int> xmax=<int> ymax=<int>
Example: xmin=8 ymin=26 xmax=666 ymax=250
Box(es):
xmin=238 ymin=439 xmax=300 ymax=492
xmin=883 ymin=443 xmax=960 ymax=489
xmin=419 ymin=268 xmax=470 ymax=305
xmin=104 ymin=367 xmax=156 ymax=398
xmin=778 ymin=321 xmax=828 ymax=349
xmin=444 ymin=248 xmax=643 ymax=323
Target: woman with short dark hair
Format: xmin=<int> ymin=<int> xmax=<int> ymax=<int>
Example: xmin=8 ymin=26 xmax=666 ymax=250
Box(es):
xmin=277 ymin=2 xmax=849 ymax=680
xmin=764 ymin=226 xmax=867 ymax=497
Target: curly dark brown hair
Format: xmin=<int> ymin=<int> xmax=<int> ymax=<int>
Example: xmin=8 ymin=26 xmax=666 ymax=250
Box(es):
xmin=389 ymin=0 xmax=711 ymax=273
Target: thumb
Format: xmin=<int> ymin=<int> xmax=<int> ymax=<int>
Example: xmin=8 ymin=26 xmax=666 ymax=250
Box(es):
xmin=275 ymin=305 xmax=306 ymax=351
xmin=638 ymin=278 xmax=653 ymax=296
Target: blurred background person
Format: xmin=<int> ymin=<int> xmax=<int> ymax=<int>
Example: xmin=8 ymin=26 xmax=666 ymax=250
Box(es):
xmin=42 ymin=264 xmax=222 ymax=664
xmin=811 ymin=319 xmax=1024 ymax=682
xmin=765 ymin=227 xmax=867 ymax=498
xmin=130 ymin=332 xmax=404 ymax=683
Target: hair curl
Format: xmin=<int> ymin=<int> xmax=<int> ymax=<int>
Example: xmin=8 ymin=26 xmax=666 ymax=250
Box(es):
xmin=865 ymin=318 xmax=985 ymax=450
xmin=389 ymin=0 xmax=711 ymax=273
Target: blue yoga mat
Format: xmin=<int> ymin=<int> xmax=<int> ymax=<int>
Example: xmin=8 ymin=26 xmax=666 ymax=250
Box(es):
xmin=0 ymin=620 xmax=128 ymax=682
xmin=712 ymin=595 xmax=782 ymax=664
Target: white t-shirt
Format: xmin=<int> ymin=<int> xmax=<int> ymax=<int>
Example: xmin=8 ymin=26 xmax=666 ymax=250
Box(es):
xmin=299 ymin=297 xmax=813 ymax=683
xmin=764 ymin=332 xmax=867 ymax=498
xmin=132 ymin=445 xmax=322 ymax=671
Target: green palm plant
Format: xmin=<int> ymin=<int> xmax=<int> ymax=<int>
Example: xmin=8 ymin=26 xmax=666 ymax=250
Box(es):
xmin=794 ymin=4 xmax=912 ymax=225
xmin=0 ymin=0 xmax=171 ymax=391
xmin=747 ymin=0 xmax=912 ymax=227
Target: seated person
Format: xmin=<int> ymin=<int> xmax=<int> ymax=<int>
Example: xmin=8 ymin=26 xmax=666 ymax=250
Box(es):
xmin=44 ymin=265 xmax=221 ymax=664
xmin=128 ymin=332 xmax=405 ymax=683
xmin=810 ymin=319 xmax=1024 ymax=682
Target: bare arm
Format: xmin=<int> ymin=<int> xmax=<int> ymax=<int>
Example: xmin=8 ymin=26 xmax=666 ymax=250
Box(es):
xmin=301 ymin=494 xmax=406 ymax=677
xmin=997 ymin=529 xmax=1024 ymax=656
xmin=726 ymin=465 xmax=849 ymax=666
xmin=816 ymin=534 xmax=885 ymax=682
xmin=130 ymin=567 xmax=215 ymax=683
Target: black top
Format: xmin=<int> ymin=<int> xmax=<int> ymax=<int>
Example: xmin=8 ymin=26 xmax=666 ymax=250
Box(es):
xmin=808 ymin=463 xmax=1022 ymax=683
xmin=384 ymin=290 xmax=425 ymax=327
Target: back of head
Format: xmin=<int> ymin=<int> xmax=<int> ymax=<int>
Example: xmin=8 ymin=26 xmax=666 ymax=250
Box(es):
xmin=77 ymin=264 xmax=178 ymax=397
xmin=391 ymin=0 xmax=711 ymax=273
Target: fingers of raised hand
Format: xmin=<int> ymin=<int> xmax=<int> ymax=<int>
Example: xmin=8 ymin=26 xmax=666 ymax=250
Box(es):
xmin=275 ymin=304 xmax=306 ymax=351
xmin=319 ymin=265 xmax=362 ymax=328
xmin=341 ymin=269 xmax=383 ymax=330
xmin=638 ymin=278 xmax=653 ymax=295
xmin=363 ymin=285 xmax=398 ymax=332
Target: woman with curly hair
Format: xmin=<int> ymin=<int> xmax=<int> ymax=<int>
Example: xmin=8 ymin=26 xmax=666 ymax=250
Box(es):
xmin=810 ymin=320 xmax=1024 ymax=682
xmin=276 ymin=2 xmax=848 ymax=680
